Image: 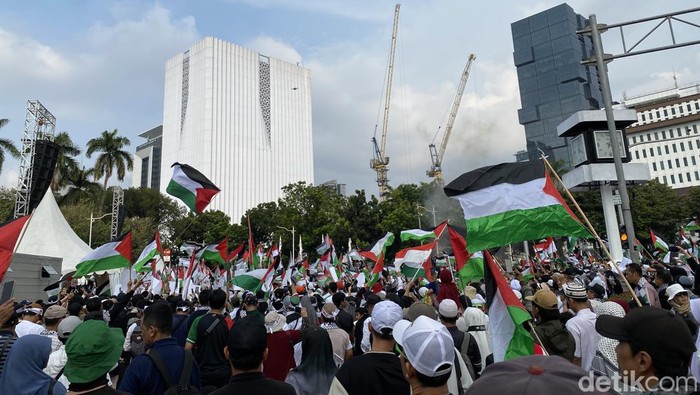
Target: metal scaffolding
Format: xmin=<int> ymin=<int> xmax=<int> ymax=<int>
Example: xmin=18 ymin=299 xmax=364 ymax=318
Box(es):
xmin=111 ymin=186 xmax=124 ymax=241
xmin=14 ymin=100 xmax=56 ymax=218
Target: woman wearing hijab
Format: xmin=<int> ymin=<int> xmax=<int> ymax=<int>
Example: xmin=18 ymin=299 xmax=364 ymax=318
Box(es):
xmin=285 ymin=327 xmax=337 ymax=395
xmin=667 ymin=284 xmax=699 ymax=339
xmin=0 ymin=334 xmax=67 ymax=394
xmin=591 ymin=302 xmax=639 ymax=395
xmin=437 ymin=268 xmax=461 ymax=308
xmin=459 ymin=306 xmax=492 ymax=374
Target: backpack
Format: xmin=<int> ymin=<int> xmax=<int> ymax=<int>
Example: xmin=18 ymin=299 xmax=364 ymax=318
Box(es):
xmin=129 ymin=323 xmax=145 ymax=357
xmin=453 ymin=331 xmax=477 ymax=381
xmin=147 ymin=348 xmax=203 ymax=395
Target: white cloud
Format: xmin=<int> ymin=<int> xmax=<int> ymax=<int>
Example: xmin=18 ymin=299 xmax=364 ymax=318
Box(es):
xmin=0 ymin=29 xmax=72 ymax=80
xmin=247 ymin=36 xmax=303 ymax=64
xmin=0 ymin=168 xmax=18 ymax=189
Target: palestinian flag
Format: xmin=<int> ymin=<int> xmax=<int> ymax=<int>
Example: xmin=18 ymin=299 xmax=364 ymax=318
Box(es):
xmin=366 ymin=253 xmax=385 ymax=288
xmin=484 ymin=250 xmax=534 ymax=361
xmin=400 ymin=221 xmax=448 ymax=242
xmin=360 ymin=232 xmax=395 ymax=262
xmin=227 ymin=242 xmax=245 ymax=263
xmin=394 ymin=241 xmax=436 ymax=280
xmin=75 ymin=232 xmax=132 ymax=277
xmin=444 ymin=160 xmax=589 ymax=252
xmin=460 ymin=252 xmax=484 ymax=285
xmin=196 ymin=237 xmax=227 ymax=265
xmin=231 ymin=268 xmax=267 ymax=291
xmin=133 ymin=231 xmax=162 ymax=272
xmin=0 ymin=215 xmax=30 ymax=283
xmin=687 ymin=215 xmax=700 ymax=232
xmin=166 ymin=163 xmax=220 ymax=214
xmin=447 ymin=225 xmax=469 ymax=287
xmin=650 ymin=230 xmax=669 ymax=252
xmin=534 ymin=237 xmax=557 ymax=260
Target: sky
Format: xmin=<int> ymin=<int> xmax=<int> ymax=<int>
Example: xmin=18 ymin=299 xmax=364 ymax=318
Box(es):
xmin=1 ymin=0 xmax=699 ymax=198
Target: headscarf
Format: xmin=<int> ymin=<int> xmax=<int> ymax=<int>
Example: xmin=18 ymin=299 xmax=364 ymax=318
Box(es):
xmin=437 ymin=268 xmax=461 ymax=307
xmin=594 ymin=302 xmax=626 ymax=367
xmin=0 ymin=335 xmax=66 ymax=394
xmin=300 ymin=295 xmax=319 ymax=327
xmin=285 ymin=327 xmax=338 ymax=395
xmin=460 ymin=307 xmax=492 ymax=373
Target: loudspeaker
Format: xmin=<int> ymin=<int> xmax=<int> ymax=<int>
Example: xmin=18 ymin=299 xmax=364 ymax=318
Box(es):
xmin=28 ymin=139 xmax=59 ymax=213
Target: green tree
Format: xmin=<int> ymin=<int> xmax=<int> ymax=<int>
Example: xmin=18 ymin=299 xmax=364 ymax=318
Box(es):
xmin=0 ymin=119 xmax=20 ymax=174
xmin=51 ymin=131 xmax=81 ymax=191
xmin=171 ymin=210 xmax=235 ymax=247
xmin=0 ymin=187 xmax=16 ymax=221
xmin=61 ymin=167 xmax=102 ymax=205
xmin=629 ymin=179 xmax=686 ymax=241
xmin=60 ymin=201 xmax=110 ymax=246
xmin=86 ymin=129 xmax=133 ymax=189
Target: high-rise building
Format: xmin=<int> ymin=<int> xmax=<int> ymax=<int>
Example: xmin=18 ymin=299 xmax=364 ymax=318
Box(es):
xmin=622 ymin=83 xmax=700 ymax=190
xmin=321 ymin=179 xmax=347 ymax=196
xmin=511 ymin=3 xmax=603 ymax=165
xmin=132 ymin=125 xmax=162 ymax=190
xmin=160 ymin=37 xmax=314 ymax=222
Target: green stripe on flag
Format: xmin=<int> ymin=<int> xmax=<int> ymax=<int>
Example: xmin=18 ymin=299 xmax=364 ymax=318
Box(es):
xmin=505 ymin=305 xmax=535 ymax=360
xmin=166 ymin=181 xmax=197 ymax=213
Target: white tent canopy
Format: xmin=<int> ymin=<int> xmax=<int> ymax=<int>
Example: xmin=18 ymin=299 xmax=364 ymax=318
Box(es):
xmin=16 ymin=189 xmax=93 ymax=274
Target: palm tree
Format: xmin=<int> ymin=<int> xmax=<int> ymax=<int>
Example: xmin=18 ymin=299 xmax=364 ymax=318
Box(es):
xmin=61 ymin=167 xmax=102 ymax=204
xmin=0 ymin=119 xmax=20 ymax=174
xmin=51 ymin=131 xmax=81 ymax=191
xmin=86 ymin=129 xmax=133 ymax=189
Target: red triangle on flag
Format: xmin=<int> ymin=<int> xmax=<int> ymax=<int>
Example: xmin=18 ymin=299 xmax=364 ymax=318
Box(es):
xmin=115 ymin=232 xmax=133 ymax=263
xmin=0 ymin=215 xmax=30 ymax=282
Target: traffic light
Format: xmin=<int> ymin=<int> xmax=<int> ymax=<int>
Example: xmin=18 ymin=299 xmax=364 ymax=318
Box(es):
xmin=620 ymin=225 xmax=629 ymax=249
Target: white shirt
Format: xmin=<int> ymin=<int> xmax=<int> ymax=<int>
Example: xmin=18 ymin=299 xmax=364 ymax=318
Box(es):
xmin=15 ymin=320 xmax=45 ymax=337
xmin=565 ymin=308 xmax=601 ymax=371
xmin=361 ymin=317 xmax=371 ymax=353
xmin=123 ymin=322 xmax=138 ymax=352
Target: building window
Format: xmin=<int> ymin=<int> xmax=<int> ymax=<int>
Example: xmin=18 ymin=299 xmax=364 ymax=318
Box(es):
xmin=696 ymin=102 xmax=700 ymax=110
xmin=682 ymin=142 xmax=686 ymax=151
xmin=696 ymin=171 xmax=699 ymax=181
xmin=655 ymin=132 xmax=659 ymax=140
xmin=672 ymin=107 xmax=676 ymax=115
xmin=652 ymin=162 xmax=658 ymax=171
xmin=664 ymin=175 xmax=668 ymax=184
xmin=695 ymin=125 xmax=699 ymax=134
xmin=664 ymin=109 xmax=668 ymax=117
xmin=676 ymin=158 xmax=681 ymax=167
xmin=671 ymin=174 xmax=676 ymax=184
xmin=669 ymin=159 xmax=673 ymax=169
xmin=670 ymin=129 xmax=675 ymax=138
xmin=688 ymin=172 xmax=692 ymax=182
xmin=662 ymin=130 xmax=667 ymax=139
xmin=665 ymin=145 xmax=670 ymax=154
xmin=657 ymin=146 xmax=662 ymax=155
xmin=693 ymin=156 xmax=697 ymax=166
xmin=650 ymin=148 xmax=655 ymax=157
xmin=635 ymin=151 xmax=640 ymax=160
xmin=632 ymin=136 xmax=637 ymax=144
xmin=661 ymin=161 xmax=665 ymax=170
xmin=680 ymin=173 xmax=684 ymax=183
xmin=640 ymin=135 xmax=644 ymax=142
xmin=657 ymin=110 xmax=661 ymax=118
xmin=641 ymin=113 xmax=646 ymax=122
xmin=697 ymin=139 xmax=700 ymax=149
xmin=642 ymin=149 xmax=647 ymax=158
xmin=673 ymin=143 xmax=678 ymax=153
xmin=688 ymin=104 xmax=693 ymax=112
xmin=684 ymin=157 xmax=689 ymax=166
xmin=688 ymin=127 xmax=692 ymax=136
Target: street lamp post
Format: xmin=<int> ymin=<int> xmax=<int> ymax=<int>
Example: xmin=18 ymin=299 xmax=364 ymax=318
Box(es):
xmin=88 ymin=212 xmax=112 ymax=248
xmin=277 ymin=226 xmax=295 ymax=261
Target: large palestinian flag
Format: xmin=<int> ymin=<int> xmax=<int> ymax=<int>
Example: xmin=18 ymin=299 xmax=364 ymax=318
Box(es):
xmin=360 ymin=232 xmax=395 ymax=262
xmin=75 ymin=232 xmax=132 ymax=277
xmin=133 ymin=230 xmax=162 ymax=272
xmin=394 ymin=241 xmax=436 ymax=280
xmin=446 ymin=225 xmax=483 ymax=286
xmin=0 ymin=215 xmax=30 ymax=282
xmin=444 ymin=160 xmax=589 ymax=252
xmin=400 ymin=222 xmax=447 ymax=242
xmin=232 ymin=267 xmax=273 ymax=292
xmin=166 ymin=163 xmax=220 ymax=214
xmin=484 ymin=250 xmax=534 ymax=361
xmin=196 ymin=237 xmax=227 ymax=265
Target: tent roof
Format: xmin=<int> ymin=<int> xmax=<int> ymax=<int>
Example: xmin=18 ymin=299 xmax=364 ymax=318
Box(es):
xmin=16 ymin=189 xmax=92 ymax=274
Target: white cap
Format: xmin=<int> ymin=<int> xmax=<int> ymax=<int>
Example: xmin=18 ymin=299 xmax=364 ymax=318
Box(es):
xmin=393 ymin=315 xmax=454 ymax=377
xmin=378 ymin=290 xmax=387 ymax=300
xmin=513 ymin=290 xmax=522 ymax=300
xmin=418 ymin=287 xmax=429 ymax=298
xmin=438 ymin=299 xmax=459 ymax=318
xmin=667 ymin=283 xmax=690 ymax=300
xmin=510 ymin=279 xmax=522 ymax=291
xmin=371 ymin=301 xmax=403 ymax=334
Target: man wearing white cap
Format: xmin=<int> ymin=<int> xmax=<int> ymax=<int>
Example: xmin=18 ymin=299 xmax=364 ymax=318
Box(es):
xmin=438 ymin=299 xmax=480 ymax=378
xmin=330 ymin=300 xmax=409 ymax=395
xmin=393 ymin=315 xmax=454 ymax=395
xmin=563 ymin=283 xmax=600 ymax=370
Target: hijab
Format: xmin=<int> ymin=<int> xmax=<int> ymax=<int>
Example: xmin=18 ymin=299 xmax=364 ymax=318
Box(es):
xmin=437 ymin=268 xmax=461 ymax=307
xmin=460 ymin=307 xmax=492 ymax=372
xmin=0 ymin=334 xmax=66 ymax=394
xmin=285 ymin=327 xmax=337 ymax=395
xmin=594 ymin=301 xmax=626 ymax=367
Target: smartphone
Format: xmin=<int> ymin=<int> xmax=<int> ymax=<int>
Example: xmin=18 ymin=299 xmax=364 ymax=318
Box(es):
xmin=0 ymin=281 xmax=14 ymax=304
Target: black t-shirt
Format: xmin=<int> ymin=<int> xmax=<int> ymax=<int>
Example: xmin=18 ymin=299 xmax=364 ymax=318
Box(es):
xmin=193 ymin=313 xmax=230 ymax=380
xmin=335 ymin=351 xmax=410 ymax=395
xmin=209 ymin=372 xmax=296 ymax=395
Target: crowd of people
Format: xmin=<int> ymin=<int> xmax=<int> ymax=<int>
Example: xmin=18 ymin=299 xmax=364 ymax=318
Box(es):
xmin=0 ymin=243 xmax=699 ymax=394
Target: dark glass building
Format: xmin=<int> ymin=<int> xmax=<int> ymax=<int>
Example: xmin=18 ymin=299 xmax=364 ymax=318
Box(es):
xmin=512 ymin=3 xmax=603 ymax=166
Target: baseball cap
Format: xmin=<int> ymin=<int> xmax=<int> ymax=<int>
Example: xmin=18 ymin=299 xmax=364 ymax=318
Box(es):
xmin=525 ymin=289 xmax=558 ymax=310
xmin=563 ymin=283 xmax=587 ymax=299
xmin=57 ymin=316 xmax=82 ymax=339
xmin=44 ymin=305 xmax=68 ymax=320
xmin=64 ymin=320 xmax=125 ymax=384
xmin=596 ymin=306 xmax=696 ymax=366
xmin=243 ymin=292 xmax=258 ymax=305
xmin=228 ymin=316 xmax=267 ymax=354
xmin=438 ymin=299 xmax=458 ymax=318
xmin=666 ymin=283 xmax=690 ymax=300
xmin=371 ymin=301 xmax=403 ymax=335
xmin=393 ymin=315 xmax=454 ymax=377
xmin=407 ymin=301 xmax=437 ymax=321
xmin=468 ymin=355 xmax=606 ymax=394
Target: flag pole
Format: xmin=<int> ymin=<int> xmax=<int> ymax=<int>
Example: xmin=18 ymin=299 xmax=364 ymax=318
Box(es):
xmin=540 ymin=155 xmax=642 ymax=307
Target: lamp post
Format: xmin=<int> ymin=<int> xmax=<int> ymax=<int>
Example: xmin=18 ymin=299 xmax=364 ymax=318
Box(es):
xmin=277 ymin=226 xmax=295 ymax=261
xmin=88 ymin=212 xmax=111 ymax=248
xmin=416 ymin=204 xmax=438 ymax=227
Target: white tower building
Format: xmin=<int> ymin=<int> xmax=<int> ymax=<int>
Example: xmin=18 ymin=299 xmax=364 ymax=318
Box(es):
xmin=160 ymin=37 xmax=314 ymax=222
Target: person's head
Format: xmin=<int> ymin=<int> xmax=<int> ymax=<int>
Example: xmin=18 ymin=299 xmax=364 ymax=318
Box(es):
xmin=85 ymin=297 xmax=102 ymax=313
xmin=321 ymin=303 xmax=338 ymax=323
xmin=175 ymin=301 xmax=190 ymax=315
xmin=586 ymin=284 xmax=605 ymax=300
xmin=64 ymin=320 xmax=125 ymax=386
xmin=596 ymin=306 xmax=696 ymax=390
xmin=407 ymin=301 xmax=438 ymax=322
xmin=67 ymin=302 xmax=83 ymax=317
xmin=57 ymin=316 xmax=82 ymax=344
xmin=438 ymin=299 xmax=459 ymax=326
xmin=328 ymin=282 xmax=338 ymax=294
xmin=365 ymin=293 xmax=381 ymax=315
xmin=209 ymin=289 xmax=227 ymax=310
xmin=264 ymin=311 xmax=286 ymax=334
xmin=298 ymin=326 xmax=335 ymax=372
xmin=332 ymin=292 xmax=346 ymax=309
xmin=624 ymin=263 xmax=643 ymax=285
xmin=43 ymin=305 xmax=67 ymax=328
xmin=198 ymin=289 xmax=211 ymax=306
xmin=21 ymin=303 xmax=43 ymax=323
xmin=242 ymin=292 xmax=258 ymax=311
xmin=666 ymin=284 xmax=690 ymax=309
xmin=393 ymin=316 xmax=454 ymax=390
xmin=225 ymin=316 xmax=268 ymax=373
xmin=141 ymin=302 xmax=173 ymax=346
xmin=563 ymin=283 xmax=588 ymax=312
xmin=369 ymin=301 xmax=403 ymax=343
xmin=525 ymin=289 xmax=559 ymax=321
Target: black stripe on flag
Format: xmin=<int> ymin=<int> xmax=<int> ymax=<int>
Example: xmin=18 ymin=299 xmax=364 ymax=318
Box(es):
xmin=172 ymin=163 xmax=220 ymax=191
xmin=444 ymin=160 xmax=544 ymax=197
xmin=483 ymin=251 xmax=498 ymax=307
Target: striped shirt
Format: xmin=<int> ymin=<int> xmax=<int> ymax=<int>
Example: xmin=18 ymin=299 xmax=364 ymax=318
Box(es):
xmin=0 ymin=332 xmax=17 ymax=378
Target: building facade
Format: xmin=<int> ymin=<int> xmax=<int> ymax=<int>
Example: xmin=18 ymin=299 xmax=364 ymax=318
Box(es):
xmin=511 ymin=3 xmax=603 ymax=165
xmin=132 ymin=125 xmax=162 ymax=190
xmin=160 ymin=37 xmax=314 ymax=222
xmin=623 ymin=84 xmax=700 ymax=189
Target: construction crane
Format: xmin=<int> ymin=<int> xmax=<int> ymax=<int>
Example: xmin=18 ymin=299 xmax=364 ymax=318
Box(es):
xmin=427 ymin=53 xmax=476 ymax=185
xmin=371 ymin=3 xmax=400 ymax=202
